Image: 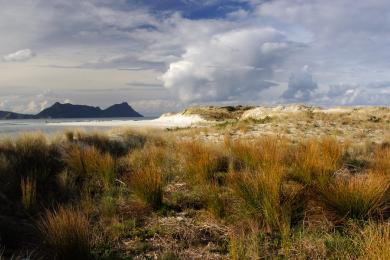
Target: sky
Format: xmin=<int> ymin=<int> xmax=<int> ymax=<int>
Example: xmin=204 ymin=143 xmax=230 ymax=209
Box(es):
xmin=1 ymin=0 xmax=390 ymax=116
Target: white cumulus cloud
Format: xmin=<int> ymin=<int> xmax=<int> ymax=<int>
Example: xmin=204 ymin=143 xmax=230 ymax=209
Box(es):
xmin=161 ymin=28 xmax=293 ymax=103
xmin=3 ymin=49 xmax=35 ymax=62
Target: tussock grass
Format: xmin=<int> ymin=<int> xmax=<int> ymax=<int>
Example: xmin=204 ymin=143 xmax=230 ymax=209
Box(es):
xmin=360 ymin=221 xmax=390 ymax=259
xmin=39 ymin=207 xmax=92 ymax=259
xmin=66 ymin=129 xmax=147 ymax=157
xmin=226 ymin=136 xmax=287 ymax=172
xmin=319 ymin=173 xmax=389 ymax=219
xmin=180 ymin=141 xmax=229 ymax=184
xmin=289 ymin=138 xmax=345 ymax=185
xmin=127 ymin=164 xmax=163 ymax=209
xmin=2 ymin=128 xmax=390 ymax=258
xmin=229 ymin=166 xmax=292 ymax=237
xmin=65 ymin=146 xmax=115 ymax=193
xmin=20 ymin=177 xmax=36 ymax=211
xmin=371 ymin=145 xmax=390 ymax=175
xmin=229 ymin=224 xmax=261 ymax=259
xmin=0 ymin=133 xmax=62 ymax=209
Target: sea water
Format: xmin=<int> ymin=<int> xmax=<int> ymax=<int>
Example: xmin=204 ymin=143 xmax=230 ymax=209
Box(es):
xmin=0 ymin=117 xmax=155 ymax=137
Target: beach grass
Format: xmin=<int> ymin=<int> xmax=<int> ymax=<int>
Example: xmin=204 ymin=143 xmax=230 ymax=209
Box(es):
xmin=0 ymin=128 xmax=389 ymax=258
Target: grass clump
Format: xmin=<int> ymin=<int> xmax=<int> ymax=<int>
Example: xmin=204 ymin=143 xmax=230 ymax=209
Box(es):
xmin=226 ymin=137 xmax=286 ymax=172
xmin=127 ymin=164 xmax=164 ymax=210
xmin=371 ymin=145 xmax=390 ymax=175
xmin=20 ymin=177 xmax=36 ymax=211
xmin=39 ymin=207 xmax=93 ymax=260
xmin=289 ymin=138 xmax=345 ymax=185
xmin=2 ymin=127 xmax=390 ymax=258
xmin=319 ymin=173 xmax=389 ymax=219
xmin=230 ymin=168 xmax=292 ymax=237
xmin=181 ymin=142 xmax=229 ymax=184
xmin=360 ymin=221 xmax=390 ymax=259
xmin=65 ymin=146 xmax=115 ymax=194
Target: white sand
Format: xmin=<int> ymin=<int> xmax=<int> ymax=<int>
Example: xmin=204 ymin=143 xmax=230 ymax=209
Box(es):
xmin=47 ymin=114 xmax=206 ymax=128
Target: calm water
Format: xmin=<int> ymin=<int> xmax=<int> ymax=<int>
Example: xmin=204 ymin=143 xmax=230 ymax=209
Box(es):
xmin=0 ymin=117 xmax=156 ymax=137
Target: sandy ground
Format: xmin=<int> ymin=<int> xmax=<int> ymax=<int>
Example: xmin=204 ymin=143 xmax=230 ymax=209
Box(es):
xmin=47 ymin=114 xmax=206 ymax=128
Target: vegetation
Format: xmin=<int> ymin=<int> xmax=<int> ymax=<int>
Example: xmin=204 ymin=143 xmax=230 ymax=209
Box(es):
xmin=0 ymin=128 xmax=389 ymax=259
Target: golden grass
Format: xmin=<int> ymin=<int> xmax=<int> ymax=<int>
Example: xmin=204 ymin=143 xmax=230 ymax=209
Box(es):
xmin=39 ymin=207 xmax=92 ymax=259
xmin=180 ymin=141 xmax=229 ymax=184
xmin=229 ymin=166 xmax=289 ymax=235
xmin=319 ymin=173 xmax=389 ymax=219
xmin=127 ymin=164 xmax=163 ymax=209
xmin=371 ymin=146 xmax=390 ymax=175
xmin=65 ymin=146 xmax=115 ymax=193
xmin=229 ymin=224 xmax=261 ymax=259
xmin=226 ymin=136 xmax=287 ymax=172
xmin=20 ymin=176 xmax=36 ymax=211
xmin=2 ymin=127 xmax=390 ymax=258
xmin=289 ymin=138 xmax=345 ymax=185
xmin=360 ymin=221 xmax=390 ymax=259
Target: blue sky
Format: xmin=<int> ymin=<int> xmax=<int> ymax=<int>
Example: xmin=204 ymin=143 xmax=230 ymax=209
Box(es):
xmin=1 ymin=0 xmax=390 ymax=115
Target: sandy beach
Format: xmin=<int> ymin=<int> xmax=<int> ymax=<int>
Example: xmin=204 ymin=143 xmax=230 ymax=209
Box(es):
xmin=46 ymin=114 xmax=207 ymax=128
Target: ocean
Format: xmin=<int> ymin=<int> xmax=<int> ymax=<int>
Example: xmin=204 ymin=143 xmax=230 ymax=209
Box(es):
xmin=0 ymin=117 xmax=156 ymax=137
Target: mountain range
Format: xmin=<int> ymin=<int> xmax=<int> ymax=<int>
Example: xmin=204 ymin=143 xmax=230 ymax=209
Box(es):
xmin=0 ymin=102 xmax=143 ymax=119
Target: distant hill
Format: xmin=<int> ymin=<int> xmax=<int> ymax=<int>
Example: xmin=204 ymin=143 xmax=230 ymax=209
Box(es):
xmin=0 ymin=102 xmax=143 ymax=119
xmin=0 ymin=111 xmax=35 ymax=120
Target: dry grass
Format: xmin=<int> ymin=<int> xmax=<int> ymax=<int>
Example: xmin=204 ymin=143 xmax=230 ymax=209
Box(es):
xmin=127 ymin=164 xmax=164 ymax=209
xmin=20 ymin=177 xmax=36 ymax=211
xmin=39 ymin=207 xmax=92 ymax=259
xmin=360 ymin=221 xmax=390 ymax=259
xmin=226 ymin=137 xmax=287 ymax=172
xmin=371 ymin=145 xmax=390 ymax=175
xmin=65 ymin=145 xmax=115 ymax=193
xmin=289 ymin=138 xmax=345 ymax=186
xmin=180 ymin=141 xmax=229 ymax=184
xmin=229 ymin=165 xmax=291 ymax=237
xmin=2 ymin=127 xmax=390 ymax=259
xmin=319 ymin=173 xmax=389 ymax=219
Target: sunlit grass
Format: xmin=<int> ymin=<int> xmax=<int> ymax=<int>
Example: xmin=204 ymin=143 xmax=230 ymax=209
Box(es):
xmin=127 ymin=164 xmax=163 ymax=209
xmin=318 ymin=173 xmax=389 ymax=219
xmin=289 ymin=138 xmax=345 ymax=186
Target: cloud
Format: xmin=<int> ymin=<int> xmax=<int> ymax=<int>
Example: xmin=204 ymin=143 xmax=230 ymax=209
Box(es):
xmin=2 ymin=1 xmax=390 ymax=112
xmin=282 ymin=66 xmax=318 ymax=101
xmin=3 ymin=49 xmax=35 ymax=62
xmin=161 ymin=27 xmax=293 ymax=103
xmin=319 ymin=82 xmax=390 ymax=106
